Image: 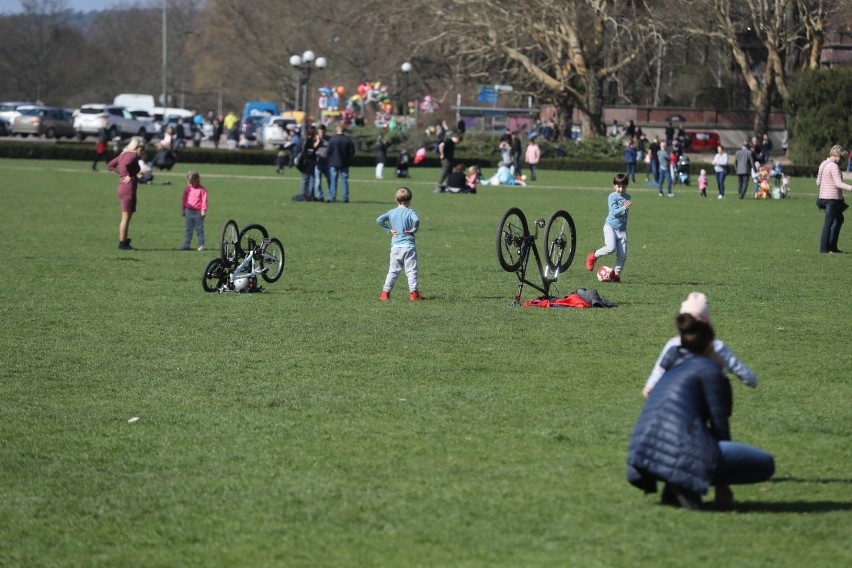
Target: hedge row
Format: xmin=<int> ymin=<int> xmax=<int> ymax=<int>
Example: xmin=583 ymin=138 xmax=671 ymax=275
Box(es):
xmin=0 ymin=141 xmax=819 ymax=178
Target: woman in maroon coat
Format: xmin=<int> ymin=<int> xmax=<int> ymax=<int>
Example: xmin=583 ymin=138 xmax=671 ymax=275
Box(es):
xmin=108 ymin=137 xmax=144 ymax=250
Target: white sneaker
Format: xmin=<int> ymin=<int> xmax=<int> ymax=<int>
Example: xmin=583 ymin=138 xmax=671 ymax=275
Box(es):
xmin=718 ymin=195 xmax=724 ymax=199
xmin=197 ymin=245 xmax=205 ymax=251
xmin=668 ymin=193 xmax=675 ymax=197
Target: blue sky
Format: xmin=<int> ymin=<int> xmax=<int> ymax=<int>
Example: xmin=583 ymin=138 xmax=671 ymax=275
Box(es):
xmin=0 ymin=0 xmax=114 ymax=13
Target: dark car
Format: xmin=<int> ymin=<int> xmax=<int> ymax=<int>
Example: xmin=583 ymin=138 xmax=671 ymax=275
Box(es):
xmin=240 ymin=114 xmax=269 ymax=145
xmin=684 ymin=131 xmax=721 ymax=152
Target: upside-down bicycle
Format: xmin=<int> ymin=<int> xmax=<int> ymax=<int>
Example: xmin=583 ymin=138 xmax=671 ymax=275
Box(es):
xmin=202 ymin=219 xmax=285 ymax=293
xmin=496 ymin=207 xmax=576 ymax=303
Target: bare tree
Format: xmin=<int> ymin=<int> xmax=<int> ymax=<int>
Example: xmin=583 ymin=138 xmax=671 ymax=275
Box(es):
xmin=410 ymin=0 xmax=655 ymax=136
xmin=681 ymin=0 xmax=839 ymax=134
xmin=0 ymin=0 xmax=86 ymax=103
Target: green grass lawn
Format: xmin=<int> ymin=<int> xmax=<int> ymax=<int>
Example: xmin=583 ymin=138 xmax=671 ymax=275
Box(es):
xmin=1 ymin=158 xmax=850 ymax=567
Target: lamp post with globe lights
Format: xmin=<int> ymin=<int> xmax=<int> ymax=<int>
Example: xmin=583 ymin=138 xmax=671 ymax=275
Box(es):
xmin=290 ymin=50 xmax=327 ymax=119
xmin=400 ymin=62 xmax=412 ymax=118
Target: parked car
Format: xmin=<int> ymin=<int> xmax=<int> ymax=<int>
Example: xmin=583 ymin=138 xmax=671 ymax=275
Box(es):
xmin=239 ymin=114 xmax=269 ymax=146
xmin=0 ymin=101 xmax=34 ymax=132
xmin=129 ymin=109 xmax=159 ymax=140
xmin=0 ymin=115 xmax=10 ymax=136
xmin=73 ymin=104 xmax=155 ymax=141
xmin=684 ymin=131 xmax=721 ymax=152
xmin=261 ymin=115 xmax=297 ymax=149
xmin=11 ymin=105 xmax=75 ymax=138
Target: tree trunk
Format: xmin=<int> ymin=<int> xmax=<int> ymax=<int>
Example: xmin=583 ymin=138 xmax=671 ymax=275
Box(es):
xmin=583 ymin=74 xmax=606 ymax=137
xmin=751 ymin=87 xmax=771 ymax=136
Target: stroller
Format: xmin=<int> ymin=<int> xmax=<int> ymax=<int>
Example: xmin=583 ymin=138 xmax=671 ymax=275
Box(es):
xmin=396 ymin=150 xmax=410 ymax=178
xmin=676 ymin=154 xmax=691 ymax=185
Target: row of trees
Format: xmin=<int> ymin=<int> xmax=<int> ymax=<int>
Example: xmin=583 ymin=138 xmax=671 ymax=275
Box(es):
xmin=1 ymin=0 xmax=850 ymax=138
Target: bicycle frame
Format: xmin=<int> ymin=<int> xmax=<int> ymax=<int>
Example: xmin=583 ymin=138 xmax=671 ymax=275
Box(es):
xmin=511 ymin=220 xmax=557 ymax=303
xmin=229 ymin=238 xmax=269 ymax=290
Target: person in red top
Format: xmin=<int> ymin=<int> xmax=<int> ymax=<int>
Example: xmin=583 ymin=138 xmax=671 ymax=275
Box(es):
xmin=180 ymin=170 xmax=208 ymax=251
xmin=108 ymin=137 xmax=144 ymax=250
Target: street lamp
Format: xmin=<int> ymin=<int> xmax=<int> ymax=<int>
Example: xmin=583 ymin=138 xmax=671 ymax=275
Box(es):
xmin=290 ymin=50 xmax=327 ymax=118
xmin=400 ymin=61 xmax=412 ymax=116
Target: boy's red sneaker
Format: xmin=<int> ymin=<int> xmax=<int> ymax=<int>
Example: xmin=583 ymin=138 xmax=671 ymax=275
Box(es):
xmin=611 ymin=272 xmax=621 ymax=283
xmin=410 ymin=291 xmax=423 ymax=301
xmin=585 ymin=252 xmax=597 ymax=271
xmin=379 ymin=291 xmax=390 ymax=301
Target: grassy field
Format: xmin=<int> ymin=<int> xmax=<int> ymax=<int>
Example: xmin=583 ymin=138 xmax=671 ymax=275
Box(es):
xmin=1 ymin=157 xmax=850 ymax=567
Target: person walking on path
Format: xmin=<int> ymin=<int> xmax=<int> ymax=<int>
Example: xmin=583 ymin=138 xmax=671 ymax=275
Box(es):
xmin=735 ymin=141 xmax=754 ymax=199
xmin=435 ymin=132 xmax=460 ymax=193
xmin=92 ymin=124 xmax=110 ymax=171
xmin=712 ymin=145 xmax=728 ymax=199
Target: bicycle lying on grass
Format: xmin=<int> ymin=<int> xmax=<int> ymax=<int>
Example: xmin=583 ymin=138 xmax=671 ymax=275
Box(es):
xmin=496 ymin=207 xmax=576 ymax=304
xmin=202 ymin=219 xmax=285 ymax=293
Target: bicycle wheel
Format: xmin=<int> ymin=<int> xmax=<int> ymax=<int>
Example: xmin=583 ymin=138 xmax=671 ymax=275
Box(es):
xmin=496 ymin=207 xmax=529 ymax=272
xmin=543 ymin=210 xmax=577 ymax=274
xmin=238 ymin=224 xmax=269 ymax=256
xmin=220 ymin=219 xmax=239 ymax=266
xmin=260 ymin=237 xmax=285 ymax=283
xmin=202 ymin=258 xmax=228 ymax=292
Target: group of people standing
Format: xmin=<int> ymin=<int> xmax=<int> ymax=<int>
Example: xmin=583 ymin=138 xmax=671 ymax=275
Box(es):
xmin=294 ymin=123 xmax=356 ymax=203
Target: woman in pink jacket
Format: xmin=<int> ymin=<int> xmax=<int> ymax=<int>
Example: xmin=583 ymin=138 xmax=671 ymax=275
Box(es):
xmin=108 ymin=137 xmax=144 ymax=251
xmin=524 ymin=136 xmax=541 ymax=182
xmin=816 ymin=144 xmax=852 ymax=254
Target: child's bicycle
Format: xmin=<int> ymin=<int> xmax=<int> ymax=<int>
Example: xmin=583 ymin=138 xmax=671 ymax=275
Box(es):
xmin=202 ymin=219 xmax=285 ymax=293
xmin=496 ymin=207 xmax=576 ymax=304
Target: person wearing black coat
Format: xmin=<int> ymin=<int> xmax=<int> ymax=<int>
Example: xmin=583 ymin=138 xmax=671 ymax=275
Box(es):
xmin=327 ymin=123 xmax=356 ymax=203
xmin=627 ymin=307 xmax=774 ymax=510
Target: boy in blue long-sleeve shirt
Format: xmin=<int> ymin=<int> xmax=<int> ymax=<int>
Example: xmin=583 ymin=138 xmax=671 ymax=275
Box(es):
xmin=585 ymin=173 xmax=632 ymax=282
xmin=377 ymin=187 xmax=423 ymax=301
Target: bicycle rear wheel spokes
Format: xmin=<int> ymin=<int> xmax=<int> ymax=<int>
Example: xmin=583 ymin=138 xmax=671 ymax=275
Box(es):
xmin=202 ymin=258 xmax=229 ymax=292
xmin=496 ymin=207 xmax=529 ymax=272
xmin=220 ymin=219 xmax=239 ymax=266
xmin=238 ymin=224 xmax=269 ymax=257
xmin=260 ymin=237 xmax=285 ymax=283
xmin=543 ymin=210 xmax=576 ymax=275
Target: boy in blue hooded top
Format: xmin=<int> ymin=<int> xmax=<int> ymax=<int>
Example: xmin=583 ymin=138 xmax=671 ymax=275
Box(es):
xmin=585 ymin=173 xmax=632 ymax=282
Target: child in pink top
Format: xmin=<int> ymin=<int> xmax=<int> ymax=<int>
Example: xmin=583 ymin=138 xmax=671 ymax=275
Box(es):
xmin=698 ymin=169 xmax=708 ymax=197
xmin=180 ymin=170 xmax=208 ymax=251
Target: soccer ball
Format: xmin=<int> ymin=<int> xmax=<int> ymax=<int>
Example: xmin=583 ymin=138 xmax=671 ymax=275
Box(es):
xmin=596 ymin=266 xmax=614 ymax=282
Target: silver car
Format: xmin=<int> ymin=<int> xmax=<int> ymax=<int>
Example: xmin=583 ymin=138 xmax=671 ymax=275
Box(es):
xmin=73 ymin=104 xmax=156 ymax=141
xmin=12 ymin=105 xmax=75 ymax=138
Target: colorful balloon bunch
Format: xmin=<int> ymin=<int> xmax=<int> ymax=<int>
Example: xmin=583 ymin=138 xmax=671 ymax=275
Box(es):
xmin=317 ymin=85 xmax=346 ymax=111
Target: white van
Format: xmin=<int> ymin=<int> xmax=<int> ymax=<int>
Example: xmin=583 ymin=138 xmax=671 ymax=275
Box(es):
xmin=114 ymin=94 xmax=156 ymax=111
